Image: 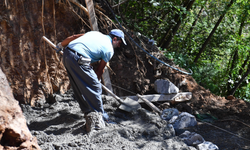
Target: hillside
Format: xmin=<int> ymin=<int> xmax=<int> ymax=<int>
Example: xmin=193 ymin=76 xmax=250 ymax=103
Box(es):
xmin=0 ymin=0 xmax=250 ymax=149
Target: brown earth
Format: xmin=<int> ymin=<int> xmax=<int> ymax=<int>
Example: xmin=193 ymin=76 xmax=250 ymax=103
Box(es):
xmin=1 ymin=0 xmax=250 ymax=149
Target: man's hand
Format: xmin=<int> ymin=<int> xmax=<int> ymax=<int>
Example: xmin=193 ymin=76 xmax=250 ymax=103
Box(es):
xmin=95 ymin=60 xmax=107 ymax=80
xmin=55 ymin=42 xmax=64 ymax=53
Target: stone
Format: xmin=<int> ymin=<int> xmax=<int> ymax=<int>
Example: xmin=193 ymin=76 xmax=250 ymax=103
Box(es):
xmin=154 ymin=79 xmax=179 ymax=94
xmin=179 ymin=130 xmax=204 ymax=146
xmin=161 ymin=108 xmax=179 ymax=121
xmin=163 ymin=124 xmax=176 ymax=138
xmin=169 ymin=112 xmax=197 ymax=130
xmin=196 ymin=141 xmax=219 ymax=150
xmin=0 ymin=68 xmax=41 ymax=149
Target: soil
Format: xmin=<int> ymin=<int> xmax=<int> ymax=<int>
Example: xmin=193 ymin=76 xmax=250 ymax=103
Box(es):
xmin=108 ymin=32 xmax=250 ymax=149
xmin=20 ymin=89 xmax=250 ymax=150
xmin=21 ymin=35 xmax=250 ymax=149
xmin=21 ymin=92 xmax=190 ymax=150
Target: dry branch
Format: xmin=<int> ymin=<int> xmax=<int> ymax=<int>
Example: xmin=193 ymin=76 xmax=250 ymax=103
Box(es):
xmin=112 ymin=0 xmax=128 ymax=8
xmin=66 ymin=0 xmax=91 ymax=30
xmin=69 ymin=0 xmax=88 ymax=14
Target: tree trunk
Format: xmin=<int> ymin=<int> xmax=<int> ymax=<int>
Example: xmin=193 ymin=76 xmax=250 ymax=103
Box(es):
xmin=238 ymin=12 xmax=248 ymax=75
xmin=226 ymin=12 xmax=247 ymax=95
xmin=185 ymin=7 xmax=204 ymax=42
xmin=239 ymin=55 xmax=250 ymax=75
xmin=229 ymin=64 xmax=250 ymax=95
xmin=194 ymin=0 xmax=235 ymax=63
xmin=159 ymin=25 xmax=173 ymax=47
xmin=152 ymin=11 xmax=169 ymax=38
xmin=161 ymin=0 xmax=195 ymax=49
xmin=226 ymin=50 xmax=238 ymax=93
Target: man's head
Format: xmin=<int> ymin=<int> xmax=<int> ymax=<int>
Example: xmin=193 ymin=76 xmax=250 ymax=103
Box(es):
xmin=109 ymin=29 xmax=126 ymax=48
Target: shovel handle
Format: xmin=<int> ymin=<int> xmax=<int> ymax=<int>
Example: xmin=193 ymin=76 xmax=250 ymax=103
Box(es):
xmin=42 ymin=36 xmax=56 ymax=48
xmin=42 ymin=36 xmax=64 ymax=54
xmin=101 ymin=83 xmax=123 ymax=104
xmin=136 ymin=94 xmax=161 ymax=114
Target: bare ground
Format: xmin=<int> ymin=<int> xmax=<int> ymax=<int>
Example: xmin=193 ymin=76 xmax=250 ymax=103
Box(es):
xmin=21 ymin=91 xmax=193 ymax=150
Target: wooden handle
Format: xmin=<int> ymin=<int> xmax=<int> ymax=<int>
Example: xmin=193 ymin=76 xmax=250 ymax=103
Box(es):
xmin=101 ymin=83 xmax=123 ymax=104
xmin=42 ymin=36 xmax=56 ymax=48
xmin=42 ymin=36 xmax=63 ymax=54
xmin=136 ymin=94 xmax=161 ymax=114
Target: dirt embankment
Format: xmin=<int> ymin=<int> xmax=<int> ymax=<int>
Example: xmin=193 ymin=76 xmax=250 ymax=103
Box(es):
xmin=1 ymin=1 xmax=250 ymax=149
xmin=0 ymin=0 xmax=83 ymax=105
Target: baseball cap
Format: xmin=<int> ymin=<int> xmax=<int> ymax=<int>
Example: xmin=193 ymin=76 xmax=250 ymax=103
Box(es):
xmin=109 ymin=29 xmax=127 ymax=45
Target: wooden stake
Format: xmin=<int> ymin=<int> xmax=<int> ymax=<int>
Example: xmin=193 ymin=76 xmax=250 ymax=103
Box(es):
xmin=85 ymin=0 xmax=98 ymax=31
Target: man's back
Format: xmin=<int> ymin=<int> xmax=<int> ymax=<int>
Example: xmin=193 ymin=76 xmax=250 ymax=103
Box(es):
xmin=67 ymin=31 xmax=114 ymax=63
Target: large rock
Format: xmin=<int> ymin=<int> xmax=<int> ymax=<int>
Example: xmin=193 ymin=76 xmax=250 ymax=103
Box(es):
xmin=0 ymin=68 xmax=41 ymax=150
xmin=154 ymin=79 xmax=179 ymax=94
xmin=161 ymin=108 xmax=179 ymax=120
xmin=169 ymin=112 xmax=197 ymax=130
xmin=179 ymin=131 xmax=204 ymax=146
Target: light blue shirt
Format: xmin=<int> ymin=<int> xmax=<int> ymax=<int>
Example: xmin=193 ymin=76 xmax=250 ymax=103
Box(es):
xmin=67 ymin=31 xmax=114 ymax=63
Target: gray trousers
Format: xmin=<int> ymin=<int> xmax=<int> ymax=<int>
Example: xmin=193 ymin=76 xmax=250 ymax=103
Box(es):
xmin=63 ymin=48 xmax=109 ymax=120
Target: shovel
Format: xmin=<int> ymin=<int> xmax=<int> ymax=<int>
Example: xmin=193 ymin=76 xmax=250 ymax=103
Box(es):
xmin=102 ymin=84 xmax=141 ymax=112
xmin=42 ymin=36 xmax=141 ymax=112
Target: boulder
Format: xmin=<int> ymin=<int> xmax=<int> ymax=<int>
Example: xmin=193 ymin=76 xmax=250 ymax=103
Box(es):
xmin=0 ymin=68 xmax=41 ymax=150
xmin=169 ymin=112 xmax=197 ymax=130
xmin=196 ymin=141 xmax=219 ymax=150
xmin=179 ymin=130 xmax=204 ymax=146
xmin=161 ymin=108 xmax=179 ymax=120
xmin=154 ymin=79 xmax=179 ymax=94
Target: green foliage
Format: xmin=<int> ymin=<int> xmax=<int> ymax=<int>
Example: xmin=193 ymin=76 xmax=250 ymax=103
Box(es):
xmin=113 ymin=0 xmax=186 ymax=41
xmin=164 ymin=0 xmax=250 ymax=100
xmin=163 ymin=50 xmax=226 ymax=95
xmin=110 ymin=0 xmax=250 ymax=101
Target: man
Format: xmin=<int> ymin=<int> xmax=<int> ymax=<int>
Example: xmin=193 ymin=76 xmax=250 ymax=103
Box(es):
xmin=56 ymin=29 xmax=126 ymax=132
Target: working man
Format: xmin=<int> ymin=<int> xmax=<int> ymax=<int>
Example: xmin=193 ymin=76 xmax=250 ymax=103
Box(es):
xmin=55 ymin=29 xmax=126 ymax=132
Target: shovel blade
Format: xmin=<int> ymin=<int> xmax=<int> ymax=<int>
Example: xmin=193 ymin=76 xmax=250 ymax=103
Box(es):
xmin=119 ymin=97 xmax=141 ymax=112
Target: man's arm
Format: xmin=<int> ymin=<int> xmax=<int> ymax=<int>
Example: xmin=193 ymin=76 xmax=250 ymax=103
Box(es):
xmin=95 ymin=59 xmax=107 ymax=80
xmin=61 ymin=34 xmax=85 ymax=47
